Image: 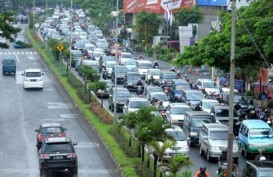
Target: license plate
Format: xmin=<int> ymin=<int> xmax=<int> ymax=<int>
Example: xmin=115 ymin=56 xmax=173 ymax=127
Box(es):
xmin=54 ymin=156 xmax=63 ymax=160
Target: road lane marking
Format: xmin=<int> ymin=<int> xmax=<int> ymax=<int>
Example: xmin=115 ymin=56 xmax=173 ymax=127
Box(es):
xmin=60 ymin=114 xmax=79 ymax=119
xmin=75 ymin=142 xmax=100 ymax=148
xmin=47 ymin=102 xmax=73 ymax=109
xmin=15 ymin=54 xmax=20 ymax=63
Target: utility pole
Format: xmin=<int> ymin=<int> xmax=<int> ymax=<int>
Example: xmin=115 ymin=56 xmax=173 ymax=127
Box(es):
xmin=227 ymin=0 xmax=236 ymax=177
xmin=33 ymin=0 xmax=35 ymax=29
xmin=114 ymin=0 xmax=119 ymax=122
xmin=69 ymin=0 xmax=73 ymax=68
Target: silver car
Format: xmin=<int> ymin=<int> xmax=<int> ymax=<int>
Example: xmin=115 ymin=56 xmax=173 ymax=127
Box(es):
xmin=199 ymin=123 xmax=239 ymax=162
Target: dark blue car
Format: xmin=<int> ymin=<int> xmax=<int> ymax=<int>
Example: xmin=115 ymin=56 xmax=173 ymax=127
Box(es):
xmin=170 ymin=79 xmax=191 ymax=102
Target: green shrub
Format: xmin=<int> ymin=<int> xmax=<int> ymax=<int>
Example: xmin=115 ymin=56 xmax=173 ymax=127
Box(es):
xmin=133 ymin=159 xmax=154 ymax=177
xmin=76 ymin=87 xmax=90 ymax=104
xmin=68 ymin=73 xmax=84 ymax=89
xmin=146 ymin=46 xmax=154 ymax=57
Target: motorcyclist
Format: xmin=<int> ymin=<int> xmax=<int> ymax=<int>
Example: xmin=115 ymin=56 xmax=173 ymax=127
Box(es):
xmin=260 ymin=109 xmax=270 ymax=122
xmin=218 ymin=149 xmax=227 ymax=174
xmin=138 ymin=55 xmax=144 ymax=60
xmin=149 ymin=75 xmax=155 ymax=85
xmin=170 ymin=67 xmax=176 ymax=72
xmin=218 ymin=165 xmax=228 ymax=177
xmin=248 ymin=110 xmax=258 ymax=119
xmin=176 ymin=71 xmax=181 ymax=79
xmin=255 ymin=149 xmax=267 ymax=161
xmin=136 ymin=79 xmax=143 ymax=86
xmin=234 ymin=101 xmax=242 ymax=111
xmin=153 ymin=61 xmax=159 ymax=68
xmin=157 ymin=101 xmax=165 ymax=111
xmin=184 ymin=74 xmax=190 ymax=82
xmin=194 ymin=164 xmax=211 ymax=177
xmin=136 ymin=79 xmax=143 ymax=95
xmin=151 ymin=97 xmax=158 ymax=106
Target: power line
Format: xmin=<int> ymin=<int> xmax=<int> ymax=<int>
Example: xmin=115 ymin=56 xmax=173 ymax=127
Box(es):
xmin=236 ymin=11 xmax=269 ymax=68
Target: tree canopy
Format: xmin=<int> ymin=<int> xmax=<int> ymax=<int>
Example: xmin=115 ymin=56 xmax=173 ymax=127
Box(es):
xmin=174 ymin=0 xmax=273 ymax=72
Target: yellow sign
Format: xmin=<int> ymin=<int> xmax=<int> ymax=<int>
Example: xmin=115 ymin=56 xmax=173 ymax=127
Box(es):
xmin=57 ymin=44 xmax=64 ymax=52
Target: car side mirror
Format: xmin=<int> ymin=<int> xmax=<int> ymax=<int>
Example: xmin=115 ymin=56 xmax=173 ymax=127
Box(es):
xmin=73 ymin=142 xmax=78 ymax=146
xmin=123 ymin=105 xmax=128 ymax=109
xmin=210 ymin=113 xmax=214 ymax=116
xmin=35 ymin=129 xmax=39 ymax=132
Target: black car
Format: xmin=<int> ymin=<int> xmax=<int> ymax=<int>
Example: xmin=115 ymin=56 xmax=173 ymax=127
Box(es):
xmin=71 ymin=50 xmax=83 ymax=67
xmin=181 ymin=89 xmax=205 ymax=110
xmin=21 ymin=16 xmax=28 ymax=24
xmin=108 ymin=87 xmax=130 ymax=112
xmin=111 ymin=65 xmax=127 ymax=84
xmin=39 ymin=137 xmax=78 ymax=177
xmin=124 ymin=72 xmax=142 ymax=91
xmin=183 ymin=111 xmax=216 ymax=147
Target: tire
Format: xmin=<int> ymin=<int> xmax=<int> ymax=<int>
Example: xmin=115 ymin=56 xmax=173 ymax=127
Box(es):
xmin=40 ymin=169 xmax=47 ymax=177
xmin=187 ymin=137 xmax=193 ymax=147
xmin=71 ymin=169 xmax=78 ymax=177
xmin=206 ymin=150 xmax=211 ymax=161
xmin=244 ymin=148 xmax=249 ymax=159
xmin=199 ymin=145 xmax=204 ymax=156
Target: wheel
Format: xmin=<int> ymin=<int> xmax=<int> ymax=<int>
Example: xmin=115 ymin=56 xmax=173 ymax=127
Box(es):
xmin=244 ymin=148 xmax=249 ymax=159
xmin=111 ymin=104 xmax=114 ymax=112
xmin=71 ymin=169 xmax=78 ymax=177
xmin=187 ymin=137 xmax=193 ymax=147
xmin=108 ymin=103 xmax=111 ymax=109
xmin=206 ymin=150 xmax=211 ymax=161
xmin=199 ymin=145 xmax=204 ymax=156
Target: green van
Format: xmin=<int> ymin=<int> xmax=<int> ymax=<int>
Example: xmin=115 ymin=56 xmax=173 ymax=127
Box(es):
xmin=2 ymin=57 xmax=16 ymax=75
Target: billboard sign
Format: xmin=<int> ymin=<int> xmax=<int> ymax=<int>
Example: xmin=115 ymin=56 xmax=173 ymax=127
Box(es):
xmin=195 ymin=0 xmax=227 ymax=7
xmin=123 ymin=0 xmax=194 ymax=14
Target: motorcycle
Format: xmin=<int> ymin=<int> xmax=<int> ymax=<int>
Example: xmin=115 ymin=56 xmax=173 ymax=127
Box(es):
xmin=136 ymin=85 xmax=143 ymax=96
xmin=217 ymin=162 xmax=239 ymax=177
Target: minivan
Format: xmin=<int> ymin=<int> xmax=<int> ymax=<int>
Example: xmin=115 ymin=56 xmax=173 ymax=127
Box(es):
xmin=22 ymin=68 xmax=44 ymax=89
xmin=2 ymin=57 xmax=16 ymax=75
xmin=238 ymin=119 xmax=273 ymax=159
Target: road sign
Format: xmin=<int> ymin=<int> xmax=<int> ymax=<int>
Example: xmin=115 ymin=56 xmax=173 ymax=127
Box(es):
xmin=57 ymin=44 xmax=64 ymax=52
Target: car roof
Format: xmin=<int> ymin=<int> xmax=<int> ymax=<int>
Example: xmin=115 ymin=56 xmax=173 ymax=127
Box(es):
xmin=137 ymin=60 xmax=152 ymax=64
xmin=25 ymin=68 xmax=42 ymax=72
xmin=198 ymin=78 xmax=215 ymax=82
xmin=41 ymin=123 xmax=63 ymax=128
xmin=45 ymin=137 xmax=71 ymax=143
xmin=115 ymin=87 xmax=130 ymax=92
xmin=247 ymin=161 xmax=273 ymax=169
xmin=186 ymin=111 xmax=213 ymax=116
xmin=161 ymin=70 xmax=176 ymax=74
xmin=127 ymin=71 xmax=140 ymax=75
xmin=174 ymin=79 xmax=189 ymax=84
xmin=203 ymin=123 xmax=228 ymax=130
xmin=169 ymin=103 xmax=190 ymax=108
xmin=150 ymin=91 xmax=166 ymax=95
xmin=201 ymin=99 xmax=219 ymax=103
xmin=129 ymin=97 xmax=149 ymax=101
xmin=242 ymin=120 xmax=271 ymax=128
xmin=184 ymin=89 xmax=203 ymax=93
xmin=213 ymin=105 xmax=229 ymax=109
xmin=165 ymin=125 xmax=183 ymax=132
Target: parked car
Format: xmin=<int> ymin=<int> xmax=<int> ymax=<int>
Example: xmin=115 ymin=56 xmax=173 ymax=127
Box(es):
xmin=2 ymin=57 xmax=16 ymax=75
xmin=108 ymin=87 xmax=130 ymax=112
xmin=199 ymin=123 xmax=239 ymax=162
xmin=35 ymin=123 xmax=67 ymax=150
xmin=166 ymin=103 xmax=192 ymax=128
xmin=183 ymin=111 xmax=216 ymax=147
xmin=38 ymin=137 xmax=78 ymax=177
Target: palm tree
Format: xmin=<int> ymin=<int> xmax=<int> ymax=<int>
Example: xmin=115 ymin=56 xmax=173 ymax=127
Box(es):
xmin=149 ymin=140 xmax=174 ymax=177
xmin=158 ymin=155 xmax=191 ymax=177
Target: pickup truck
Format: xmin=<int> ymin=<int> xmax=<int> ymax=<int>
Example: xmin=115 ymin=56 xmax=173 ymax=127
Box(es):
xmin=2 ymin=57 xmax=16 ymax=75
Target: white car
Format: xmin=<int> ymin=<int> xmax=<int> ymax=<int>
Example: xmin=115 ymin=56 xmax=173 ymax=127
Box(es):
xmin=145 ymin=68 xmax=161 ymax=84
xmin=199 ymin=99 xmax=219 ymax=113
xmin=119 ymin=52 xmax=134 ymax=65
xmin=104 ymin=61 xmax=115 ymax=78
xmin=123 ymin=97 xmax=150 ymax=115
xmin=124 ymin=60 xmax=137 ymax=72
xmin=162 ymin=125 xmax=189 ymax=160
xmin=166 ymin=103 xmax=192 ymax=127
xmin=136 ymin=60 xmax=153 ymax=79
xmin=22 ymin=68 xmax=44 ymax=89
xmin=0 ymin=36 xmax=7 ymax=44
xmin=148 ymin=92 xmax=170 ymax=108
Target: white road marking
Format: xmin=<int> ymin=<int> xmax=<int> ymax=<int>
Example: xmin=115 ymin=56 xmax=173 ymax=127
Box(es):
xmin=75 ymin=142 xmax=100 ymax=148
xmin=15 ymin=54 xmax=20 ymax=63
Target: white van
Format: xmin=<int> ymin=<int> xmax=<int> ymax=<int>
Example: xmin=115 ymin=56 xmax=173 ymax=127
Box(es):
xmin=22 ymin=68 xmax=44 ymax=89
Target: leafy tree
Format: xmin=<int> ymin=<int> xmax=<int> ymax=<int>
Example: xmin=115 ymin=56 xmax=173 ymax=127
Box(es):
xmin=0 ymin=12 xmax=21 ymax=48
xmin=176 ymin=6 xmax=203 ymax=26
xmin=174 ymin=0 xmax=273 ymax=74
xmin=79 ymin=65 xmax=99 ymax=82
xmin=89 ymin=81 xmax=106 ymax=94
xmin=135 ymin=11 xmax=162 ymax=44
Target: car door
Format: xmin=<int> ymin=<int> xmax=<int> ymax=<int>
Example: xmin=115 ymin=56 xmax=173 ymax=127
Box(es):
xmin=183 ymin=114 xmax=190 ymax=137
xmin=123 ymin=99 xmax=129 ymax=115
xmin=108 ymin=88 xmax=113 ymax=105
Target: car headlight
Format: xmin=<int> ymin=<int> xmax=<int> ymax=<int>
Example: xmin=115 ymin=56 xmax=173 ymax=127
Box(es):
xmin=190 ymin=132 xmax=198 ymax=136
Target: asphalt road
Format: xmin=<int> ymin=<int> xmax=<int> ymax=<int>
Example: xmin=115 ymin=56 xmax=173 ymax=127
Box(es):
xmin=0 ymin=24 xmax=120 ymax=177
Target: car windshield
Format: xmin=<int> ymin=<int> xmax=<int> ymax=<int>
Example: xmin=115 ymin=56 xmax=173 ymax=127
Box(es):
xmin=163 ymin=73 xmax=176 ymax=79
xmin=139 ymin=63 xmax=152 ymax=69
xmin=203 ymin=81 xmax=217 ymax=88
xmin=3 ymin=59 xmax=15 ymax=65
xmin=175 ymin=84 xmax=191 ymax=91
xmin=93 ymin=52 xmax=103 ymax=57
xmin=148 ymin=87 xmax=162 ymax=93
xmin=187 ymin=92 xmax=204 ymax=101
xmin=106 ymin=63 xmax=115 ymax=68
xmin=249 ymin=128 xmax=272 ymax=137
xmin=148 ymin=70 xmax=161 ymax=75
xmin=117 ymin=67 xmax=127 ymax=73
xmin=72 ymin=51 xmax=82 ymax=57
xmin=216 ymin=108 xmax=237 ymax=117
xmin=116 ymin=91 xmax=130 ymax=98
xmin=41 ymin=127 xmax=62 ymax=134
xmin=129 ymin=101 xmax=150 ymax=108
xmin=202 ymin=101 xmax=219 ymax=109
xmin=26 ymin=72 xmax=41 ymax=77
xmin=128 ymin=74 xmax=141 ymax=80
xmin=171 ymin=107 xmax=191 ymax=114
xmin=166 ymin=130 xmax=186 ymax=141
xmin=192 ymin=118 xmax=212 ymax=127
xmin=153 ymin=93 xmax=168 ymax=101
xmin=209 ymin=131 xmax=228 ymax=140
xmin=44 ymin=143 xmax=73 ymax=153
xmin=122 ymin=54 xmax=133 ymax=58
xmin=126 ymin=60 xmax=136 ymax=65
xmin=259 ymin=170 xmax=273 ymax=177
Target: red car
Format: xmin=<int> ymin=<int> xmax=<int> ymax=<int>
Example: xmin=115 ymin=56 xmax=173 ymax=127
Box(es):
xmin=110 ymin=46 xmax=123 ymax=57
xmin=35 ymin=123 xmax=67 ymax=150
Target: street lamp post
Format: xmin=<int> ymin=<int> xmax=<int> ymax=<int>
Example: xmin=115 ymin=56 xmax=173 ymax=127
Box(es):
xmin=114 ymin=0 xmax=119 ymax=122
xmin=69 ymin=0 xmax=73 ymax=69
xmin=33 ymin=0 xmax=35 ymax=29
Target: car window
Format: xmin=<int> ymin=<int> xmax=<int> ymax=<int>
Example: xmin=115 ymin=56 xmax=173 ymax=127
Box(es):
xmin=203 ymin=81 xmax=217 ymax=88
xmin=3 ymin=59 xmax=15 ymax=64
xmin=129 ymin=101 xmax=149 ymax=108
xmin=26 ymin=72 xmax=41 ymax=77
xmin=162 ymin=73 xmax=176 ymax=79
xmin=209 ymin=130 xmax=228 ymax=140
xmin=187 ymin=92 xmax=204 ymax=100
xmin=41 ymin=127 xmax=62 ymax=134
xmin=128 ymin=74 xmax=141 ymax=80
xmin=216 ymin=108 xmax=237 ymax=117
xmin=44 ymin=143 xmax=73 ymax=153
xmin=171 ymin=107 xmax=191 ymax=114
xmin=166 ymin=131 xmax=186 ymax=141
xmin=249 ymin=128 xmax=272 ymax=137
xmin=202 ymin=101 xmax=219 ymax=109
xmin=192 ymin=118 xmax=212 ymax=127
xmin=138 ymin=63 xmax=152 ymax=69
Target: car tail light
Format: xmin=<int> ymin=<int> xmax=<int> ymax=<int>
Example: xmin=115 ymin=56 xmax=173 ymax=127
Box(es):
xmin=60 ymin=133 xmax=66 ymax=137
xmin=38 ymin=134 xmax=44 ymax=142
xmin=40 ymin=154 xmax=50 ymax=159
xmin=67 ymin=153 xmax=76 ymax=158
